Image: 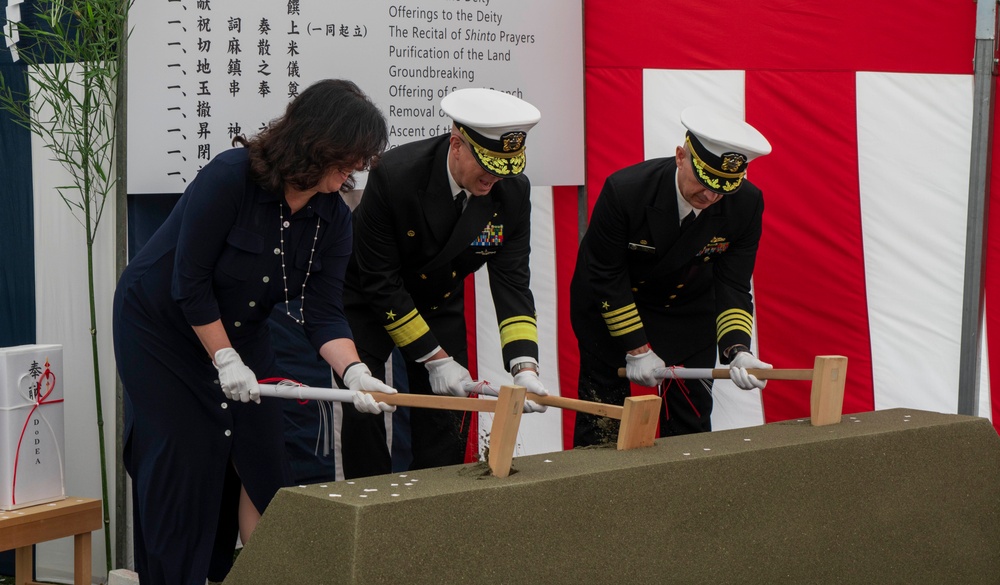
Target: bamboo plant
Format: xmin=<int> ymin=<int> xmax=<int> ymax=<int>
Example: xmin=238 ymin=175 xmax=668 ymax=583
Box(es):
xmin=0 ymin=0 xmax=130 ymax=576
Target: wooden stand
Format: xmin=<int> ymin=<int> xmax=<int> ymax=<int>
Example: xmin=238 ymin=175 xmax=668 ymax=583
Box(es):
xmin=0 ymin=497 xmax=102 ymax=585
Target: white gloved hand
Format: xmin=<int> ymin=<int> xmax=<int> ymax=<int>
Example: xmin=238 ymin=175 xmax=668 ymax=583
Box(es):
xmin=513 ymin=370 xmax=548 ymax=413
xmin=343 ymin=362 xmax=397 ymax=414
xmin=729 ymin=351 xmax=772 ymax=390
xmin=425 ymin=357 xmax=473 ymax=397
xmin=625 ymin=348 xmax=666 ymax=386
xmin=213 ymin=348 xmax=260 ymax=404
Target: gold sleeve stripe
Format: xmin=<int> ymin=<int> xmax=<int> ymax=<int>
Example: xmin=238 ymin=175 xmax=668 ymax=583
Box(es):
xmin=609 ymin=320 xmax=644 ymax=337
xmin=602 ymin=303 xmax=638 ymax=319
xmin=716 ymin=309 xmax=753 ymax=340
xmin=499 ymin=316 xmax=538 ymax=347
xmin=384 ymin=309 xmax=430 ymax=347
xmin=603 ymin=304 xmax=643 ymax=337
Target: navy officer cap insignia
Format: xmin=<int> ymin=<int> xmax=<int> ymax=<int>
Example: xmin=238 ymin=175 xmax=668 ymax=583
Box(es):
xmin=440 ymin=88 xmax=541 ymax=177
xmin=681 ymin=105 xmax=771 ymax=194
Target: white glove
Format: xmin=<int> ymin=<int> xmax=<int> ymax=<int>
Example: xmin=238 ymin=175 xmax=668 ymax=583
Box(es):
xmin=343 ymin=363 xmax=397 ymax=414
xmin=513 ymin=370 xmax=548 ymax=413
xmin=625 ymin=348 xmax=666 ymax=386
xmin=213 ymin=348 xmax=260 ymax=404
xmin=425 ymin=356 xmax=473 ymax=397
xmin=729 ymin=351 xmax=772 ymax=390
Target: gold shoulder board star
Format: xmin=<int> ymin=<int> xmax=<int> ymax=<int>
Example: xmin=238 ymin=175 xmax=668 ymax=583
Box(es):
xmin=386 ymin=310 xmax=397 ymax=321
xmin=601 ymin=301 xmax=610 ymax=310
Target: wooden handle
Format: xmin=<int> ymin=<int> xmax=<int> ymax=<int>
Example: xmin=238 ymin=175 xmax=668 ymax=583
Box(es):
xmin=616 ymin=367 xmax=813 ymax=381
xmin=528 ymin=394 xmax=624 ymax=420
xmin=366 ymin=392 xmax=497 ymax=412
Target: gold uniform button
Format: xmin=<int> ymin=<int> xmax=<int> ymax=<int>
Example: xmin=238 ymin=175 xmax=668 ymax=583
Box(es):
xmin=420 ymin=274 xmax=427 ymax=279
xmin=407 ymin=230 xmax=416 ymax=237
xmin=452 ymin=271 xmax=457 ymax=278
xmin=669 ymin=295 xmax=677 ymax=300
xmin=676 ymin=284 xmax=684 ymax=289
xmin=704 ymin=256 xmax=711 ymax=262
xmin=640 ymin=239 xmax=647 ymax=245
xmin=631 ymin=287 xmax=638 ymax=292
xmin=443 ymin=292 xmax=451 ymax=298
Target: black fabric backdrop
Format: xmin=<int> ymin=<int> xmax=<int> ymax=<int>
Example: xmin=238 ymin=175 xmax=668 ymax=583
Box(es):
xmin=1 ymin=4 xmax=35 ymax=577
xmin=0 ymin=62 xmax=34 ymax=348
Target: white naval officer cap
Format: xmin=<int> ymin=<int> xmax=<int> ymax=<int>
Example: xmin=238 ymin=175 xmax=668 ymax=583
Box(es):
xmin=440 ymin=88 xmax=541 ymax=177
xmin=680 ymin=105 xmax=771 ymax=194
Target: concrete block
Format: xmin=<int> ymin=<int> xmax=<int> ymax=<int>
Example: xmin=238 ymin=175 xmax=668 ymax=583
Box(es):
xmin=225 ymin=409 xmax=1000 ymax=584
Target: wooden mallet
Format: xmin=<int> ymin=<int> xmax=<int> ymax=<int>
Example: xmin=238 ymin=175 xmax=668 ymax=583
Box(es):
xmin=259 ymin=382 xmax=527 ymax=478
xmin=617 ymin=355 xmax=848 ymax=426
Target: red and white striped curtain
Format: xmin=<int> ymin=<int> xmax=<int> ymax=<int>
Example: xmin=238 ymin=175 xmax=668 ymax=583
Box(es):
xmin=473 ymin=0 xmax=999 ymax=455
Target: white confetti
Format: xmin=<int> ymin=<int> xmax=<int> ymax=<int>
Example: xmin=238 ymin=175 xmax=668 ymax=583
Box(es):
xmin=363 ymin=488 xmax=378 ymax=492
xmin=328 ymin=494 xmax=341 ymax=498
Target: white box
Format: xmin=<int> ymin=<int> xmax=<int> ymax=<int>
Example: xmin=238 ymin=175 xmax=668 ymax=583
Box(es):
xmin=0 ymin=344 xmax=66 ymax=510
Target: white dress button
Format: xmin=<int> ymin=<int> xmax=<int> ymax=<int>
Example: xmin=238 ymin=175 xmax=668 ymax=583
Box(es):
xmin=224 ymin=430 xmax=232 ymax=437
xmin=263 ymin=276 xmax=270 ymax=283
xmin=274 ymin=248 xmax=281 ymax=255
xmin=234 ymin=321 xmax=242 ymax=327
xmin=283 ymin=220 xmax=290 ymax=228
xmin=221 ymin=402 xmax=228 ymax=409
xmin=249 ymin=301 xmax=256 ymax=307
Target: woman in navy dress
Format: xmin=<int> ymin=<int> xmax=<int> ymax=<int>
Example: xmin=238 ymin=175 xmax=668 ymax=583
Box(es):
xmin=113 ymin=79 xmax=396 ymax=585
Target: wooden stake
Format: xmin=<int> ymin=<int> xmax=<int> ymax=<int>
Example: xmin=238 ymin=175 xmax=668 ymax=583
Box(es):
xmin=488 ymin=385 xmax=527 ymax=478
xmin=810 ymin=355 xmax=848 ymax=426
xmin=617 ymin=395 xmax=662 ymax=450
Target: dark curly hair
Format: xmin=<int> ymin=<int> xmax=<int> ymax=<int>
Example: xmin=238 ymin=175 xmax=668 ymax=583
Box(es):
xmin=233 ymin=79 xmax=388 ymax=193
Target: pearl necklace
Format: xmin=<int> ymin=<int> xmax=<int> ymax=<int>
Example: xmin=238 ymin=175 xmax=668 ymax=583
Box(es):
xmin=278 ymin=204 xmax=322 ymax=325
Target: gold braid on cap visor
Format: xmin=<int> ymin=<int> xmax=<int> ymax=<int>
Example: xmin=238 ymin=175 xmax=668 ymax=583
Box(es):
xmin=460 ymin=127 xmax=526 ymax=176
xmin=686 ymin=136 xmax=746 ymax=193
